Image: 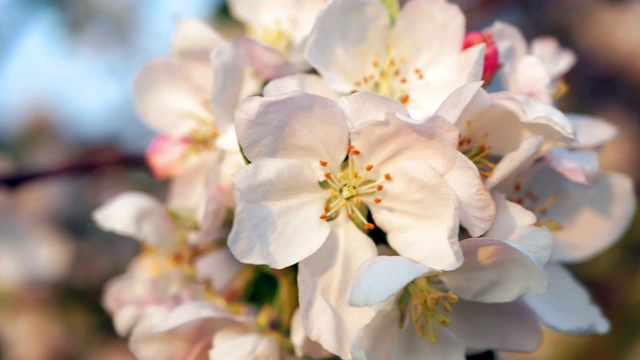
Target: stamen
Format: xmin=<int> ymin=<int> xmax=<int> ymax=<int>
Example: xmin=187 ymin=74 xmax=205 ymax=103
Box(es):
xmin=385 ymin=173 xmax=392 ymax=181
xmin=366 ymin=164 xmax=374 ymax=171
xmin=319 ymin=160 xmax=328 ymax=167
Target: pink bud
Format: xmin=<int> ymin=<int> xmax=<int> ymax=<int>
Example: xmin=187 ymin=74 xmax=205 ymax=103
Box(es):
xmin=463 ymin=31 xmax=499 ymax=82
xmin=145 ymin=135 xmax=190 ymax=179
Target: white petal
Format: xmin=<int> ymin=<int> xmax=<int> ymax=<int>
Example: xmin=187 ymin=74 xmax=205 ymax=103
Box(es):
xmin=92 ymin=191 xmax=175 ymax=249
xmin=235 ymin=92 xmax=349 ymax=164
xmin=568 ymin=113 xmax=619 ymax=149
xmin=444 ymin=152 xmax=495 ymax=237
xmin=485 ymin=193 xmax=554 ymax=264
xmin=349 ymin=256 xmax=432 ymax=307
xmin=388 ymin=0 xmax=465 ymax=69
xmin=229 ymin=158 xmax=330 ymax=268
xmin=485 ymin=135 xmax=544 ymax=190
xmin=210 ymin=326 xmax=280 ymax=360
xmin=357 ymin=307 xmax=400 ymax=360
xmin=530 ymin=36 xmax=576 ymax=80
xmin=447 ymin=299 xmax=542 ymax=352
xmin=134 ymin=59 xmax=211 ymax=136
xmin=487 ymin=21 xmax=528 ymax=79
xmin=435 ymin=81 xmax=484 ymax=124
xmin=171 ymin=19 xmax=226 ymax=93
xmin=525 ymin=263 xmax=610 ymax=335
xmin=521 ymin=168 xmax=637 ymax=263
xmin=441 ymin=238 xmax=548 ymax=302
xmin=392 ymin=323 xmax=465 ymax=360
xmin=290 ymin=309 xmax=332 ymax=359
xmin=545 ymin=147 xmax=599 ymax=185
xmin=152 ymin=301 xmax=241 ymax=333
xmin=194 ymin=249 xmax=243 ymax=292
xmin=338 ymin=91 xmax=409 ymax=131
xmin=369 ymin=161 xmax=462 ymax=270
xmin=298 ymin=214 xmax=377 ymax=359
xmin=508 ymin=55 xmax=552 ymax=104
xmin=263 ymin=74 xmax=340 ymax=99
xmin=306 ymin=0 xmax=389 ymax=92
xmin=406 ymin=44 xmax=485 ymax=120
xmin=351 ymin=113 xmax=459 ymax=176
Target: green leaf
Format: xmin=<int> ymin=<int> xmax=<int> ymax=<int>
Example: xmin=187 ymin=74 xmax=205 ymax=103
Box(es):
xmin=380 ymin=0 xmax=400 ymax=24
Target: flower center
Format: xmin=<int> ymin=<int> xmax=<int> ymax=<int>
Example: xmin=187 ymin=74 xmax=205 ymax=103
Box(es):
xmin=511 ymin=182 xmax=563 ymax=231
xmin=318 ymin=145 xmax=390 ymax=230
xmin=459 ymin=121 xmax=496 ymax=178
xmin=397 ymin=276 xmax=458 ymax=343
xmin=352 ymin=46 xmax=424 ymax=105
xmin=247 ymin=20 xmax=294 ymax=56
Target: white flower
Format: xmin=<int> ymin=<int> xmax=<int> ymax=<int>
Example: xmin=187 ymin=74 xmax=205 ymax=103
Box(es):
xmin=488 ymin=21 xmax=577 ymax=104
xmin=306 ymin=0 xmax=485 ymax=120
xmin=230 ymin=90 xmax=462 ymax=270
xmin=349 ymin=238 xmax=549 ymax=359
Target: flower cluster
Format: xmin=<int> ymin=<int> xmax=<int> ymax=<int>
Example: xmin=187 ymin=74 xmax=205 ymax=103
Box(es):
xmin=93 ymin=0 xmax=636 ymax=359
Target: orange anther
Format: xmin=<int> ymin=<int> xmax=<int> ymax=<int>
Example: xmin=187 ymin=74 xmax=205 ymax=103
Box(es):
xmin=365 ymin=223 xmax=375 ymax=230
xmin=366 ymin=164 xmax=374 ymax=171
xmin=320 ymin=214 xmax=329 ymax=220
xmin=376 ymin=185 xmax=384 ymax=191
xmin=348 ymin=213 xmax=355 ymax=219
xmin=347 ymin=145 xmax=354 ymax=153
xmin=319 ymin=160 xmax=328 ymax=167
xmin=374 ymin=198 xmax=382 ymax=204
xmin=352 ymin=150 xmax=361 ymax=155
xmin=400 ymin=78 xmax=407 ymax=84
xmin=324 ymin=204 xmax=330 ymax=211
xmin=385 ymin=173 xmax=392 ymax=181
xmin=354 ymin=81 xmax=361 ymax=87
xmin=324 ymin=172 xmax=332 ymax=179
xmin=400 ymin=94 xmax=410 ymax=104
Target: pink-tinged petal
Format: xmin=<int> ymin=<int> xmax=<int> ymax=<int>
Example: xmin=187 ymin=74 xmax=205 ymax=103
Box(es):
xmin=113 ymin=305 xmax=142 ymax=336
xmin=351 ymin=113 xmax=458 ymax=177
xmin=210 ymin=326 xmax=280 ymax=360
xmin=229 ymin=158 xmax=330 ymax=268
xmin=349 ymin=256 xmax=432 ymax=307
xmin=441 ymin=238 xmax=548 ymax=302
xmin=406 ymin=44 xmax=485 ymax=120
xmin=357 ymin=307 xmax=399 ymax=360
xmin=435 ymin=81 xmax=484 ymax=124
xmin=235 ymin=92 xmax=349 ymax=165
xmin=194 ymin=249 xmax=243 ymax=292
xmin=298 ymin=214 xmax=377 ymax=359
xmin=485 ymin=193 xmax=554 ymax=264
xmin=546 ymin=147 xmax=599 ymax=185
xmin=145 ymin=135 xmax=191 ymax=179
xmin=522 ymin=168 xmax=637 ymax=263
xmin=263 ymin=74 xmax=340 ymax=99
xmin=388 ymin=0 xmax=465 ymax=69
xmin=508 ymin=55 xmax=552 ymax=104
xmin=134 ymin=59 xmax=211 ymax=136
xmin=369 ymin=161 xmax=462 ymax=270
xmin=568 ymin=113 xmax=619 ymax=149
xmin=525 ymin=263 xmax=610 ymax=335
xmin=444 ymin=153 xmax=495 ymax=237
xmin=92 ymin=191 xmax=175 ymax=249
xmin=392 ymin=323 xmax=465 ymax=360
xmin=171 ymin=20 xmax=226 ymax=94
xmin=485 ymin=135 xmax=544 ymax=190
xmin=447 ymin=299 xmax=542 ymax=352
xmin=166 ymin=156 xmax=219 ymax=218
xmin=236 ymin=36 xmax=297 ymax=80
xmin=338 ymin=91 xmax=409 ymax=131
xmin=306 ymin=0 xmax=389 ymax=93
xmin=530 ymin=36 xmax=576 ymax=80
xmin=290 ymin=309 xmax=333 ymax=359
xmin=129 ymin=306 xmax=218 ymax=360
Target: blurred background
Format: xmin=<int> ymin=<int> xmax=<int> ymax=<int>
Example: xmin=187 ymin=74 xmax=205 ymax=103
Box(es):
xmin=0 ymin=0 xmax=639 ymax=358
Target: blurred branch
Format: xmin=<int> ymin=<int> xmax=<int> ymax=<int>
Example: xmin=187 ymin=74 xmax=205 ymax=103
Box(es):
xmin=0 ymin=150 xmax=147 ymax=189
